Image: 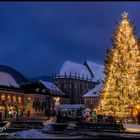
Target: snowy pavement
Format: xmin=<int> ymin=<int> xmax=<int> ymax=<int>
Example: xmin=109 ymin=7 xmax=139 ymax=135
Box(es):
xmin=123 ymin=123 xmax=140 ymax=133
xmin=5 ymin=122 xmax=140 ymax=139
xmin=7 ymin=129 xmax=140 ymax=139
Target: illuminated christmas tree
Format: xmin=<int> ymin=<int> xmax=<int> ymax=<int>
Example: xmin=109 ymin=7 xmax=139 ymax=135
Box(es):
xmin=98 ymin=12 xmax=140 ymax=118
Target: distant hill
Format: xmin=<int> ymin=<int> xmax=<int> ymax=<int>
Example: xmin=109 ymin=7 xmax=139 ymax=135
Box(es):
xmin=29 ymin=75 xmax=53 ymax=82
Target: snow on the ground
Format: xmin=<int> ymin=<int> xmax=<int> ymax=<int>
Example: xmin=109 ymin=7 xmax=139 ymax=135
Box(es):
xmin=124 ymin=124 xmax=140 ymax=128
xmin=123 ymin=123 xmax=140 ymax=132
xmin=9 ymin=118 xmax=57 ymax=138
xmin=41 ymin=124 xmax=53 ymax=132
xmin=41 ymin=117 xmax=56 ymax=132
xmin=43 ymin=117 xmax=56 ymax=126
xmin=10 ymin=129 xmax=47 ymax=138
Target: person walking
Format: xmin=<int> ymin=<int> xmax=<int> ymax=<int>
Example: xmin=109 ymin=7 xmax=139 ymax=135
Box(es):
xmin=92 ymin=110 xmax=97 ymax=123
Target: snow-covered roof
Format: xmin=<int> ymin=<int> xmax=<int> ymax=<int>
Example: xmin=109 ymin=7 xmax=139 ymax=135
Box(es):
xmin=0 ymin=65 xmax=28 ymax=85
xmin=39 ymin=80 xmax=65 ymax=96
xmin=86 ymin=61 xmax=105 ymax=80
xmin=0 ymin=71 xmax=19 ymax=88
xmin=59 ymin=61 xmax=92 ymax=79
xmin=57 ymin=104 xmax=87 ymax=109
xmin=58 ymin=60 xmax=105 ymax=82
xmin=83 ymin=82 xmax=103 ymax=98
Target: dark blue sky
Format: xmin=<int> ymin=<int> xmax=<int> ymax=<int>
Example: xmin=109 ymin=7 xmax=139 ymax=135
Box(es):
xmin=0 ymin=2 xmax=140 ymax=78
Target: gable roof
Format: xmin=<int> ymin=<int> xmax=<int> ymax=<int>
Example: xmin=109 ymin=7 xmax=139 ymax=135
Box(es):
xmin=83 ymin=82 xmax=103 ymax=98
xmin=0 ymin=65 xmax=28 ymax=85
xmin=39 ymin=80 xmax=65 ymax=96
xmin=85 ymin=61 xmax=105 ymax=80
xmin=59 ymin=60 xmax=92 ymax=79
xmin=0 ymin=71 xmax=19 ymax=88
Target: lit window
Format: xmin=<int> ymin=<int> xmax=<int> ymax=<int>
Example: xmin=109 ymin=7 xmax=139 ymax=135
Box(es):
xmin=2 ymin=95 xmax=5 ymax=101
xmin=54 ymin=97 xmax=60 ymax=106
xmin=7 ymin=95 xmax=11 ymax=101
xmin=27 ymin=97 xmax=31 ymax=103
xmin=13 ymin=96 xmax=16 ymax=103
xmin=18 ymin=97 xmax=21 ymax=103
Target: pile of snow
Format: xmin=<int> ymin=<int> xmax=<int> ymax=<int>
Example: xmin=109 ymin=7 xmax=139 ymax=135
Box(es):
xmin=83 ymin=82 xmax=103 ymax=97
xmin=41 ymin=123 xmax=54 ymax=132
xmin=86 ymin=61 xmax=105 ymax=80
xmin=60 ymin=61 xmax=91 ymax=79
xmin=0 ymin=71 xmax=19 ymax=87
xmin=10 ymin=129 xmax=47 ymax=138
xmin=43 ymin=117 xmax=56 ymax=127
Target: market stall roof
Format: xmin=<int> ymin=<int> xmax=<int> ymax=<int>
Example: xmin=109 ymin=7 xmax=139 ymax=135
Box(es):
xmin=57 ymin=104 xmax=87 ymax=109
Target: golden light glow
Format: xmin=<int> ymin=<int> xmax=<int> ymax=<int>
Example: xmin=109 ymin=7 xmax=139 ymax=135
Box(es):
xmin=0 ymin=106 xmax=5 ymax=110
xmin=13 ymin=96 xmax=16 ymax=103
xmin=97 ymin=12 xmax=140 ymax=118
xmin=54 ymin=97 xmax=60 ymax=106
xmin=18 ymin=97 xmax=21 ymax=103
xmin=2 ymin=95 xmax=5 ymax=101
xmin=10 ymin=106 xmax=14 ymax=110
xmin=136 ymin=105 xmax=140 ymax=109
xmin=27 ymin=97 xmax=31 ymax=103
xmin=7 ymin=95 xmax=11 ymax=101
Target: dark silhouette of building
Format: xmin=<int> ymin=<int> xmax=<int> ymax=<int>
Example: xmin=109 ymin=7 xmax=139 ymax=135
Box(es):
xmin=53 ymin=60 xmax=104 ymax=104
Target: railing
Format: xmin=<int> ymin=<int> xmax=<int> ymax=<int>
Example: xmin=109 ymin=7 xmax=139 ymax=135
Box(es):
xmin=53 ymin=74 xmax=97 ymax=82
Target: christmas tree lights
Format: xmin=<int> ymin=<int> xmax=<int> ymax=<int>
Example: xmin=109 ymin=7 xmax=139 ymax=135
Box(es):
xmin=97 ymin=12 xmax=140 ymax=118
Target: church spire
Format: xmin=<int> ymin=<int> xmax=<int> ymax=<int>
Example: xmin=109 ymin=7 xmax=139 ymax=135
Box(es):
xmin=84 ymin=56 xmax=87 ymax=64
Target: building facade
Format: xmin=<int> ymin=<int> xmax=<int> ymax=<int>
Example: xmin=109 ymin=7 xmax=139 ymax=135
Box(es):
xmin=53 ymin=60 xmax=104 ymax=104
xmin=0 ymin=65 xmax=65 ymax=118
xmin=83 ymin=82 xmax=103 ymax=110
